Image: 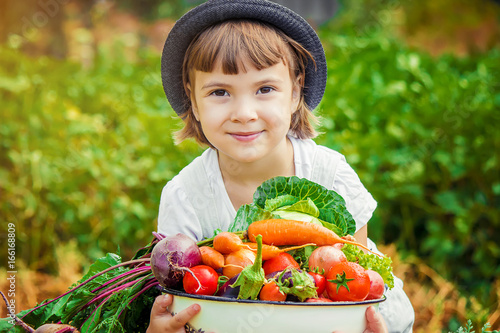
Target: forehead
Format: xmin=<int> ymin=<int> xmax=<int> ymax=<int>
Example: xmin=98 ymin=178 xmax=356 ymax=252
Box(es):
xmin=192 ymin=58 xmax=293 ymax=89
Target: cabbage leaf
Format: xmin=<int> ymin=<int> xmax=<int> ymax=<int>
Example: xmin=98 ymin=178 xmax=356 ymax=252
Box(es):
xmin=229 ymin=176 xmax=356 ymax=236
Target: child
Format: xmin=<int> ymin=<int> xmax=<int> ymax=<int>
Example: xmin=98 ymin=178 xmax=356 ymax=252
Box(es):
xmin=148 ymin=0 xmax=414 ymax=332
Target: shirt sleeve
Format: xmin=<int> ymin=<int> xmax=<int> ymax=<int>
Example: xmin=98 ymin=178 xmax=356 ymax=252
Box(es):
xmin=333 ymin=157 xmax=378 ymax=232
xmin=157 ymin=180 xmax=204 ymax=242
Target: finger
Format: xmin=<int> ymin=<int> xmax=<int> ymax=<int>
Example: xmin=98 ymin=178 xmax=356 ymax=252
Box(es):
xmin=366 ymin=306 xmax=381 ymax=323
xmin=169 ymin=303 xmax=201 ymax=330
xmin=364 ymin=306 xmax=388 ymax=333
xmin=150 ymin=294 xmax=172 ymax=317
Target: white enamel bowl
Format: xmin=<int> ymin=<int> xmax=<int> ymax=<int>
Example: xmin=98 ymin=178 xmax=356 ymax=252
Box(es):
xmin=164 ymin=288 xmax=385 ymax=333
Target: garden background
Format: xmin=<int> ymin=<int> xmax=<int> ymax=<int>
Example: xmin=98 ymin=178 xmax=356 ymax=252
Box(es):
xmin=0 ymin=0 xmax=499 ymax=331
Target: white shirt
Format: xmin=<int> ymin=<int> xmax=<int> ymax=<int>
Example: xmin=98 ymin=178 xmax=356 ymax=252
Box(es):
xmin=158 ymin=136 xmax=377 ymax=240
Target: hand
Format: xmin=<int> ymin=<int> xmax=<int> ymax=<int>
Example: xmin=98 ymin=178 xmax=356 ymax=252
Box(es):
xmin=146 ymin=294 xmax=201 ymax=333
xmin=363 ymin=306 xmax=388 ymax=333
xmin=332 ymin=306 xmax=388 ymax=333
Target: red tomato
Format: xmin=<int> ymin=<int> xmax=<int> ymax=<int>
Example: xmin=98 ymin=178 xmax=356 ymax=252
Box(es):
xmin=308 ymin=271 xmax=326 ymax=295
xmin=183 ymin=265 xmax=219 ymax=296
xmin=326 ymin=262 xmax=370 ymax=302
xmin=259 ymin=281 xmax=287 ymax=302
xmin=262 ymin=253 xmax=300 ymax=276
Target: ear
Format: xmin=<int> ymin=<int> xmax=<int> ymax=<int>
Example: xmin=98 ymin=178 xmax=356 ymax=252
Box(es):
xmin=186 ymin=82 xmax=200 ymax=121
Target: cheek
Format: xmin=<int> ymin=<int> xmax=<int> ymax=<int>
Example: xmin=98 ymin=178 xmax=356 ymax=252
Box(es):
xmin=198 ymin=108 xmax=226 ymax=132
xmin=264 ymin=108 xmax=293 ymax=130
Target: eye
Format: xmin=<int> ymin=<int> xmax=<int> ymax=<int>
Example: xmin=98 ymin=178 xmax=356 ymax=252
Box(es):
xmin=258 ymin=86 xmax=275 ymax=94
xmin=210 ymin=89 xmax=228 ymax=97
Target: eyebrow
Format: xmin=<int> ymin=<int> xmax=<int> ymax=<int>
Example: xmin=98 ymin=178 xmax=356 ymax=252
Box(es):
xmin=255 ymin=78 xmax=284 ymax=86
xmin=201 ymin=77 xmax=285 ymax=90
xmin=201 ymin=82 xmax=231 ymax=90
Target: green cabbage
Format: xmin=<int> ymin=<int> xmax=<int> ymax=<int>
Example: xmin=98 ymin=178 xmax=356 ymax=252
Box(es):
xmin=229 ymin=176 xmax=356 ymax=236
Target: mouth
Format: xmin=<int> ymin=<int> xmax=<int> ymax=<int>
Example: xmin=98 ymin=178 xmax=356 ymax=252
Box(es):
xmin=229 ymin=131 xmax=263 ymax=142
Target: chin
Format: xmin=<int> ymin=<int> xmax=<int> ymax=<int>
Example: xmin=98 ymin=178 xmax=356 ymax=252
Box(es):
xmin=228 ymin=150 xmax=263 ymax=164
xmin=233 ymin=155 xmax=260 ymax=164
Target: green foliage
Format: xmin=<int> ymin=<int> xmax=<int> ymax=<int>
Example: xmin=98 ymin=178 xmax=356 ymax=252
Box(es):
xmin=115 ymin=0 xmax=201 ymax=20
xmin=0 ymin=44 xmax=203 ymax=271
xmin=316 ymin=5 xmax=500 ymax=328
xmin=449 ymin=320 xmax=499 ymax=333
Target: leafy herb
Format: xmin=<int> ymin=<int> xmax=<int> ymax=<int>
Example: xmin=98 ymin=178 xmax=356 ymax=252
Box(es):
xmin=287 ymin=245 xmax=318 ymax=270
xmin=341 ymin=244 xmax=395 ymax=289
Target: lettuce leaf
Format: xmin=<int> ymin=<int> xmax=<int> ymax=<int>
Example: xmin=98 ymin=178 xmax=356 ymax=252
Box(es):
xmin=229 ymin=176 xmax=356 ymax=236
xmin=341 ymin=244 xmax=395 ymax=289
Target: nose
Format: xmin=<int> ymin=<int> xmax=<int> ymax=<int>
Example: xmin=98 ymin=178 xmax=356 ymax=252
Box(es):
xmin=230 ymin=96 xmax=258 ymax=123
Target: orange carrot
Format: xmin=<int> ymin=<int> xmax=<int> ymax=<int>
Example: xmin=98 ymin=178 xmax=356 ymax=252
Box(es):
xmin=222 ymin=248 xmax=256 ymax=279
xmin=248 ymin=219 xmax=378 ymax=255
xmin=213 ymin=231 xmax=248 ymax=254
xmin=199 ymin=246 xmax=225 ymax=270
xmin=244 ymin=242 xmax=315 ymax=261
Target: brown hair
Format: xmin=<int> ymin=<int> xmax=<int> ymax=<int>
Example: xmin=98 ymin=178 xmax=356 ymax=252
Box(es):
xmin=175 ymin=19 xmax=319 ymax=147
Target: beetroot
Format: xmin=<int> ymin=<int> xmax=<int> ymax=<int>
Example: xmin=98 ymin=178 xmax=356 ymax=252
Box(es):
xmin=151 ymin=233 xmax=202 ymax=288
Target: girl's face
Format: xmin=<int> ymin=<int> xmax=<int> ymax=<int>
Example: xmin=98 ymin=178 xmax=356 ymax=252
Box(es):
xmin=189 ymin=58 xmax=300 ymax=165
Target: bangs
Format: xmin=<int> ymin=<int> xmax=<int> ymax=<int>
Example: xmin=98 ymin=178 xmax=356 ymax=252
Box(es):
xmin=184 ymin=20 xmax=298 ymax=75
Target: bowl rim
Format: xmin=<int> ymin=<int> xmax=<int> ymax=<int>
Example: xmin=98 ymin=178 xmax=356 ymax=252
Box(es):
xmin=162 ymin=287 xmax=386 ymax=306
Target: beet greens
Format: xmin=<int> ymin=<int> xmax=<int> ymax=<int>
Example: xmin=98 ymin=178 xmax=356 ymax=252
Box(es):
xmin=0 ymin=235 xmax=164 ymax=333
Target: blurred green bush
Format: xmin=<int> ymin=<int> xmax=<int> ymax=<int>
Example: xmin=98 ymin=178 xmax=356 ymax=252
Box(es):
xmin=0 ymin=44 xmax=203 ymax=270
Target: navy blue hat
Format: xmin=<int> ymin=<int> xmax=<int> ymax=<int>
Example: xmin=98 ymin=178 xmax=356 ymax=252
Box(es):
xmin=161 ymin=0 xmax=327 ymax=116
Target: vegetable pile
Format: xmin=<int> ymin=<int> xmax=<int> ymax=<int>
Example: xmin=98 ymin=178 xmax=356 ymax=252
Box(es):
xmin=171 ymin=217 xmax=393 ymax=303
xmin=1 ymin=176 xmax=394 ymax=332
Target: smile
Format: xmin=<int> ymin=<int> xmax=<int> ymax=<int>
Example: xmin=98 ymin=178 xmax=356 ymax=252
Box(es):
xmin=229 ymin=131 xmax=263 ymax=142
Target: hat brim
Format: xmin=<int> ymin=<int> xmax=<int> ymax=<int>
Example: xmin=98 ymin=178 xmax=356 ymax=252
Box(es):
xmin=161 ymin=0 xmax=327 ymax=116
